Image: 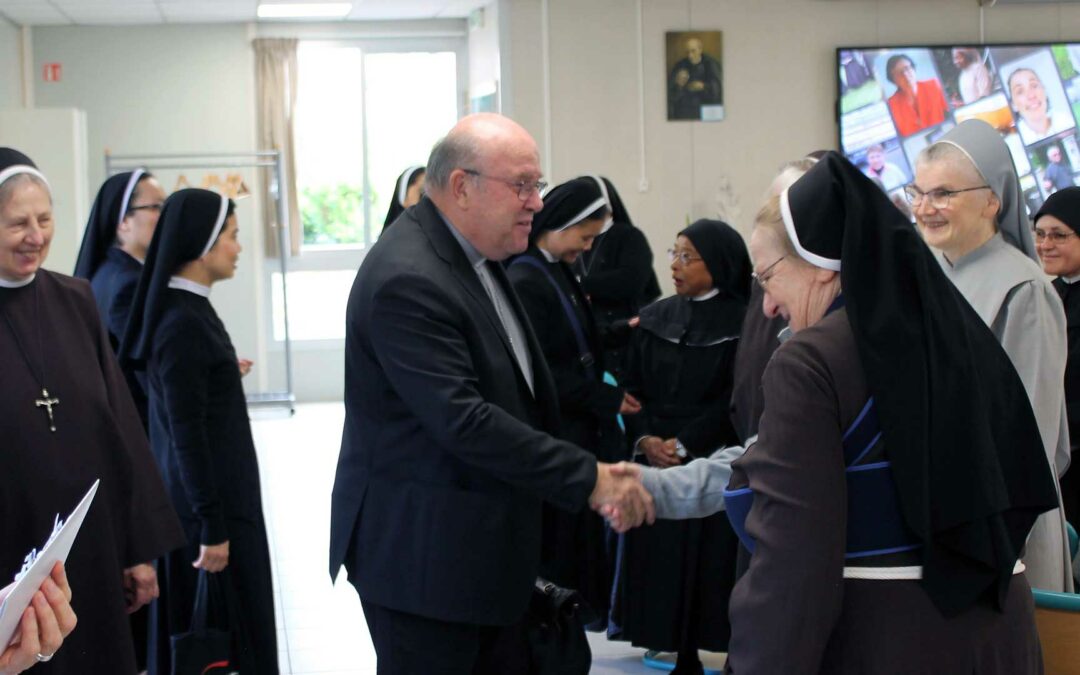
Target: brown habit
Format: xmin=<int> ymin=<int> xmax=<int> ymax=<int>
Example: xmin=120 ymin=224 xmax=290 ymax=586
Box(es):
xmin=0 ymin=271 xmax=183 ymax=674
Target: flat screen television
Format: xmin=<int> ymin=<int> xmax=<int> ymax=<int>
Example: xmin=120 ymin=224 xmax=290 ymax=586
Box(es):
xmin=837 ymin=43 xmax=1080 ymax=217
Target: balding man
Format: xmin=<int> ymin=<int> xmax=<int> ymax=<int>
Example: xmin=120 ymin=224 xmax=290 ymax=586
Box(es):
xmin=329 ymin=114 xmax=654 ymax=673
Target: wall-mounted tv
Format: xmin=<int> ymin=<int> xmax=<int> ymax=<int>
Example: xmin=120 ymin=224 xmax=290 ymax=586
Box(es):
xmin=837 ymin=43 xmax=1080 ymax=217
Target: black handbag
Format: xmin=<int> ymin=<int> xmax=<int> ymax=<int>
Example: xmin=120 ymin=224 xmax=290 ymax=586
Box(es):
xmin=170 ymin=570 xmax=237 ymax=675
xmin=523 ymin=577 xmax=594 ymax=675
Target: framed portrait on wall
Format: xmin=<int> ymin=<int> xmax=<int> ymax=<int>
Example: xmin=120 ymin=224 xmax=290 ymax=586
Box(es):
xmin=666 ymin=31 xmax=724 ymax=121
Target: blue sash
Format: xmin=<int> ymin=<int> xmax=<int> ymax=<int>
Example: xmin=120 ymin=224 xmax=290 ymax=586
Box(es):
xmin=723 ymin=396 xmax=920 ymax=558
xmin=510 ymin=255 xmax=596 ymax=379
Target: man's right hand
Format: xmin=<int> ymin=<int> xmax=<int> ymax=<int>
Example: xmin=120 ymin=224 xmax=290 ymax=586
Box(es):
xmin=192 ymin=541 xmax=230 ymax=573
xmin=638 ymin=435 xmax=679 ymax=468
xmin=589 ymin=462 xmax=655 ymax=530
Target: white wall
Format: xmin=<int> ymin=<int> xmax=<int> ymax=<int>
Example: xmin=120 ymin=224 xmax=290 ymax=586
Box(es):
xmin=468 ymin=3 xmax=501 ymax=107
xmin=30 ymin=20 xmax=468 ymax=403
xmin=21 ymin=0 xmax=1080 ymax=401
xmin=499 ymin=0 xmax=1080 ymax=294
xmin=30 ymin=23 xmax=271 ymax=397
xmin=0 ymin=19 xmax=22 ymax=109
xmin=0 ymin=108 xmax=90 ymax=273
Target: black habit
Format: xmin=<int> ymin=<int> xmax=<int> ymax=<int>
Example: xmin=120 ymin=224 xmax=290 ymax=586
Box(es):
xmin=0 ymin=271 xmax=184 ymax=675
xmin=508 ymin=244 xmax=624 ymax=619
xmin=1053 ymin=276 xmax=1080 ymax=525
xmin=119 ymin=189 xmax=278 ymax=674
xmin=74 ymin=170 xmax=152 ymax=428
xmin=144 ymin=290 xmax=277 ymax=675
xmin=728 ymin=282 xmax=786 ymax=445
xmin=611 ymin=220 xmax=749 ymax=665
xmin=1036 ymin=187 xmax=1080 ymax=526
xmin=579 ymin=177 xmax=661 ymax=380
xmin=89 ymin=247 xmax=147 ymax=425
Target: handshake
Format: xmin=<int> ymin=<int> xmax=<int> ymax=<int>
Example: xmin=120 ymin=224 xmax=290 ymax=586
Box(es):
xmin=589 ymin=462 xmax=654 ymax=533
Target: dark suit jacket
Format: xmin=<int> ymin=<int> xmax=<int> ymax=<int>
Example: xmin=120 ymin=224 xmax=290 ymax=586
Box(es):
xmin=329 ymin=197 xmax=598 ymax=626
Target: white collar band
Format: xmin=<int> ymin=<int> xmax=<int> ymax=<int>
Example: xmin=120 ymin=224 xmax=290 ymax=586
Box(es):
xmin=0 ymin=273 xmax=35 ymax=288
xmin=691 ymin=288 xmax=720 ymax=301
xmin=168 ymin=276 xmax=211 ymax=297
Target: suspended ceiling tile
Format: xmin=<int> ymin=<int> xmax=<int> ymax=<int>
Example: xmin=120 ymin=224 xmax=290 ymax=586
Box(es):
xmin=435 ymin=0 xmax=489 ymax=18
xmin=0 ymin=3 xmax=71 ymax=25
xmin=57 ymin=3 xmax=164 ymax=24
xmin=345 ymin=0 xmax=447 ymax=20
xmin=160 ymin=2 xmax=255 ymax=23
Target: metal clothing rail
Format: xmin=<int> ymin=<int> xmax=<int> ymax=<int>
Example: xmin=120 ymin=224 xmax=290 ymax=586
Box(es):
xmin=105 ymin=150 xmax=296 ymax=413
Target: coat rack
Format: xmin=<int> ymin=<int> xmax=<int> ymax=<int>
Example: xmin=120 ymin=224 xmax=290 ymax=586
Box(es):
xmin=105 ymin=150 xmax=295 ymax=413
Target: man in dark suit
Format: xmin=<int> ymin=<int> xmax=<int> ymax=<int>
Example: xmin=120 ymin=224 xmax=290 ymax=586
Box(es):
xmin=330 ymin=113 xmax=654 ymax=673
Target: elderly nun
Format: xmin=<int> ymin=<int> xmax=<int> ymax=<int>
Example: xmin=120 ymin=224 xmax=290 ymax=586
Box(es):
xmin=610 ymin=152 xmax=1058 ymax=673
xmin=0 ymin=147 xmax=183 ymax=674
xmin=612 ymin=218 xmax=750 ymax=675
xmin=1035 ymin=186 xmax=1080 ymax=530
xmin=910 ymin=118 xmax=1073 ymax=592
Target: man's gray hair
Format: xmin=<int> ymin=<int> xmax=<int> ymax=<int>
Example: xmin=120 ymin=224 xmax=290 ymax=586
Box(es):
xmin=426 ymin=132 xmax=483 ymax=191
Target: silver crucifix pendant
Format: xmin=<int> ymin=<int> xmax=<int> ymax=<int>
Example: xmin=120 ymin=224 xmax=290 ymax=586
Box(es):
xmin=35 ymin=388 xmax=59 ymax=433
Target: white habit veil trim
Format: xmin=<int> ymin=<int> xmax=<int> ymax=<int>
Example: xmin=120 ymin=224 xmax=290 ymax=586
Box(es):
xmin=199 ymin=194 xmax=230 ymax=258
xmin=554 ymin=196 xmax=608 ymax=232
xmin=0 ymin=166 xmax=50 ymax=192
xmin=117 ymin=168 xmax=146 ymax=227
xmin=780 ymin=186 xmax=842 ymax=272
xmin=397 ymin=166 xmax=424 ymax=206
xmin=587 ymin=175 xmax=614 ymax=234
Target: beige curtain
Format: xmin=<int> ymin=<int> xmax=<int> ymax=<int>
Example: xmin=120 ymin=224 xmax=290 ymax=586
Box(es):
xmin=254 ymin=38 xmax=301 ymax=256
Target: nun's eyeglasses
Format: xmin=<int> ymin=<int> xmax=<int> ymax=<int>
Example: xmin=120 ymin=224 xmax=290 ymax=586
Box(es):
xmin=902 ymin=184 xmax=990 ymax=210
xmin=462 ymin=169 xmax=547 ymax=201
xmin=1033 ymin=228 xmax=1077 ymax=244
xmin=752 ymin=255 xmax=786 ymax=290
xmin=667 ymin=249 xmax=702 ymax=266
xmin=128 ymin=202 xmax=164 ymax=213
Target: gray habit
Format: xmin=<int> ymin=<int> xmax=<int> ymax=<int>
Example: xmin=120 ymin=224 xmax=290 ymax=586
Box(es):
xmin=937 ymin=233 xmax=1073 ymax=593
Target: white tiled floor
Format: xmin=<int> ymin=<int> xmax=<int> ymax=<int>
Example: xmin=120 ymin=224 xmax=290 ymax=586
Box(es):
xmin=249 ymin=402 xmax=689 ymax=674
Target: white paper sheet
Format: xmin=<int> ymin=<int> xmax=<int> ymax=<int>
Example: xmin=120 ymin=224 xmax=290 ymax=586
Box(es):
xmin=0 ymin=479 xmax=99 ymax=648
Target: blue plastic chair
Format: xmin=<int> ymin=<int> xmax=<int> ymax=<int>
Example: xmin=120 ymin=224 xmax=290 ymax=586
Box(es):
xmin=1028 ymin=521 xmax=1080 ymax=673
xmin=1031 ymin=588 xmax=1080 ymax=675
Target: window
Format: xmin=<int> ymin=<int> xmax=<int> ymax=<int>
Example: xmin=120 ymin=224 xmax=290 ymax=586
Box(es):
xmin=293 ymin=44 xmax=460 ymax=250
xmin=276 ymin=40 xmax=463 ymax=343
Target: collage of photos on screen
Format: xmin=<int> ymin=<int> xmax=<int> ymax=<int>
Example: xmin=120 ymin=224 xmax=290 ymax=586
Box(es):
xmin=839 ymin=43 xmax=1080 ymax=219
